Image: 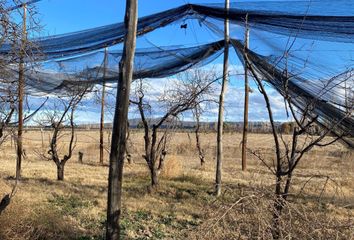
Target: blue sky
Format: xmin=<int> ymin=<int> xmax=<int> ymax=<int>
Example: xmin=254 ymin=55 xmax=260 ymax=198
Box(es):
xmin=35 ymin=0 xmax=214 ymax=35
xmin=14 ymin=0 xmax=352 ymax=124
xmin=24 ymin=0 xmax=271 ymax=124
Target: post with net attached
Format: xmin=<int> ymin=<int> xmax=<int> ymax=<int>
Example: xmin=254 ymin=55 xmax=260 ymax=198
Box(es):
xmin=216 ymin=0 xmax=229 ymax=197
xmin=106 ymin=0 xmax=138 ymax=239
xmin=241 ymin=14 xmax=249 ymax=171
xmin=16 ymin=3 xmax=27 ymax=181
xmin=100 ymin=47 xmax=108 ymax=165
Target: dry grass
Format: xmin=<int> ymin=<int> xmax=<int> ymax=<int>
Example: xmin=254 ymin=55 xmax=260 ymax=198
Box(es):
xmin=0 ymin=130 xmax=353 ymax=239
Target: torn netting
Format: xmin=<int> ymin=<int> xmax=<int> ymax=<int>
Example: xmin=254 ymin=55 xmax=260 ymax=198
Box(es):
xmin=231 ymin=38 xmax=353 ymax=148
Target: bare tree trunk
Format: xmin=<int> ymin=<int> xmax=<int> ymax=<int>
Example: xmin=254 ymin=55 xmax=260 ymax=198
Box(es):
xmin=100 ymin=48 xmax=108 ymax=165
xmin=241 ymin=14 xmax=249 ymax=171
xmin=272 ymin=175 xmax=283 ymax=240
xmin=57 ymin=163 xmax=64 ymax=181
xmin=195 ymin=109 xmax=205 ymax=166
xmin=106 ymin=0 xmax=138 ymax=239
xmin=242 ymin=51 xmax=284 ymax=239
xmin=157 ymin=149 xmax=167 ymax=173
xmin=283 ymin=173 xmax=292 ymax=201
xmin=245 ymin=53 xmax=287 ymax=240
xmin=215 ymin=0 xmax=229 ymax=197
xmin=150 ymin=165 xmax=159 ymax=187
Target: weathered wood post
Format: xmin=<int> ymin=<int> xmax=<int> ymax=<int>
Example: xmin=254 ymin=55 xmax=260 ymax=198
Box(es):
xmin=106 ymin=0 xmax=138 ymax=239
xmin=78 ymin=151 xmax=84 ymax=164
xmin=215 ymin=0 xmax=229 ymax=197
xmin=241 ymin=14 xmax=249 ymax=171
xmin=41 ymin=128 xmax=44 ymax=148
xmin=100 ymin=47 xmax=108 ymax=164
xmin=16 ymin=3 xmax=27 ymax=180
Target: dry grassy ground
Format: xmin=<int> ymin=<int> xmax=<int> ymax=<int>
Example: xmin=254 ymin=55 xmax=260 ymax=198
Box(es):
xmin=0 ymin=130 xmax=353 ymax=239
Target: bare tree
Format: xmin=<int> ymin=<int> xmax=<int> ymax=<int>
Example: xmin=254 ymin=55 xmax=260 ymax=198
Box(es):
xmin=245 ymin=54 xmax=353 ymax=239
xmin=36 ymin=88 xmax=88 ymax=181
xmin=191 ymin=70 xmax=218 ymax=167
xmin=0 ymin=2 xmax=21 ymax=153
xmin=131 ymin=69 xmax=217 ymax=187
xmin=11 ymin=1 xmax=42 ymax=181
xmin=193 ymin=106 xmax=206 ymax=166
xmin=0 ymin=0 xmax=41 ymax=214
xmin=130 ymin=79 xmax=169 ymax=188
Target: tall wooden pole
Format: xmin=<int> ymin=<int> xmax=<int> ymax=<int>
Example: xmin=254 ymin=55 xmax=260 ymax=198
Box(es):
xmin=41 ymin=128 xmax=44 ymax=148
xmin=16 ymin=4 xmax=27 ymax=180
xmin=106 ymin=0 xmax=138 ymax=239
xmin=241 ymin=14 xmax=249 ymax=171
xmin=215 ymin=0 xmax=229 ymax=197
xmin=345 ymin=79 xmax=348 ymax=113
xmin=99 ymin=47 xmax=108 ymax=165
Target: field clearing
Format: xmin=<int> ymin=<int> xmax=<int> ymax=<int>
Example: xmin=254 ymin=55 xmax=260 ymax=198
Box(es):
xmin=0 ymin=130 xmax=353 ymax=239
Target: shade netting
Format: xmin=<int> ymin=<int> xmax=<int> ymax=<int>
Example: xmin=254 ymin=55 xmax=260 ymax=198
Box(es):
xmin=0 ymin=0 xmax=352 ymax=146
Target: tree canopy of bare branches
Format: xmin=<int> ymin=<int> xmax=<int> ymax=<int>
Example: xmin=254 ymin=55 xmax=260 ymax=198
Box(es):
xmin=35 ymin=88 xmax=88 ymax=180
xmin=244 ymin=52 xmax=353 ymax=239
xmin=131 ymin=69 xmax=218 ymax=187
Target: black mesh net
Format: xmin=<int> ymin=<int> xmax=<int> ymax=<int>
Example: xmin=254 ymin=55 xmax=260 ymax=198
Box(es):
xmin=0 ymin=0 xmax=352 ymax=146
xmin=8 ymin=40 xmax=224 ymax=94
xmin=0 ymin=0 xmax=352 ymax=59
xmin=231 ymin=38 xmax=353 ymax=147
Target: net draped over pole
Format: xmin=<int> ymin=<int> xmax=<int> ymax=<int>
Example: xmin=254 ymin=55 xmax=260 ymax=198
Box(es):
xmin=0 ymin=0 xmax=352 ymax=148
xmin=16 ymin=3 xmax=27 ymax=180
xmin=1 ymin=1 xmax=353 ymax=60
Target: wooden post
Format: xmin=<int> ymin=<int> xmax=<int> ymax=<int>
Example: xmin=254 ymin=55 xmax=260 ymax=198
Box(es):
xmin=216 ymin=0 xmax=229 ymax=197
xmin=41 ymin=128 xmax=44 ymax=148
xmin=16 ymin=4 xmax=27 ymax=180
xmin=241 ymin=14 xmax=249 ymax=171
xmin=78 ymin=151 xmax=84 ymax=164
xmin=100 ymin=47 xmax=108 ymax=164
xmin=345 ymin=80 xmax=349 ymax=113
xmin=106 ymin=0 xmax=138 ymax=239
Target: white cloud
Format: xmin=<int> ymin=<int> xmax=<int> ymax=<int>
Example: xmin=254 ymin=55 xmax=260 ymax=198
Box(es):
xmin=27 ymin=66 xmax=292 ymax=124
